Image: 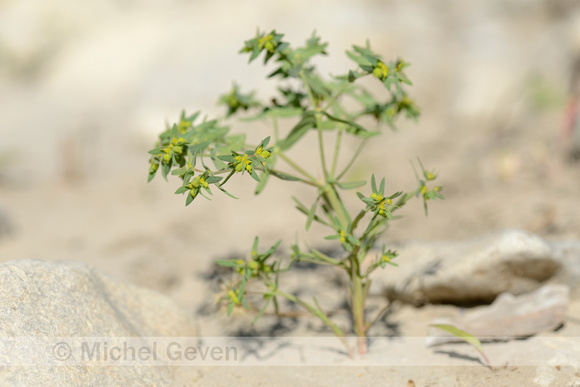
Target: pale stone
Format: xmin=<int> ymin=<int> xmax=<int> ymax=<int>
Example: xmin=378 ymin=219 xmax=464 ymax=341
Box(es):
xmin=0 ymin=259 xmax=197 ymax=385
xmin=373 ymin=229 xmax=563 ymax=305
xmin=426 ymin=284 xmax=570 ymax=347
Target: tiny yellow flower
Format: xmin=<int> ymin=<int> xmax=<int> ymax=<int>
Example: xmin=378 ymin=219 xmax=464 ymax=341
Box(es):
xmin=255 ymin=147 xmax=271 ymax=159
xmin=373 ymin=61 xmax=388 ymax=80
xmin=258 ymin=34 xmax=275 ymax=52
xmin=378 ymin=202 xmax=386 ymax=215
xmin=228 ymin=290 xmax=240 ymax=305
xmin=248 ymin=260 xmax=259 ymax=270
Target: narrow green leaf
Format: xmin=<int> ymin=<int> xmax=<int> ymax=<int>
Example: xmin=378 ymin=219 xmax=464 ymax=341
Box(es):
xmin=337 ymin=180 xmax=367 ymax=190
xmin=430 ymin=324 xmax=490 ymax=366
xmin=242 ymin=107 xmax=304 ymax=121
xmin=264 ymin=240 xmax=282 ymax=257
xmin=216 ymin=260 xmax=241 ymax=267
xmin=189 ymin=140 xmax=211 ymax=154
xmin=217 ymin=185 xmax=239 ymax=199
xmin=175 ymin=186 xmax=189 ymax=195
xmin=371 ymin=175 xmax=377 ymax=193
xmin=185 ymin=193 xmax=194 ymax=206
xmin=305 ymin=199 xmax=318 ymax=231
xmin=217 ymin=155 xmax=236 ymax=162
xmin=161 ymin=163 xmax=171 ymax=181
xmin=205 ymin=176 xmax=223 ymax=184
xmin=292 ymin=196 xmax=308 ymax=212
xmin=321 ymin=112 xmax=378 ymax=138
xmin=171 ymin=167 xmax=188 ymax=176
xmin=269 ymin=170 xmax=301 ymax=181
xmin=255 ymin=171 xmax=269 ymax=195
xmin=277 ymin=111 xmax=316 ymax=150
xmin=348 ymin=70 xmax=358 ymax=82
xmin=249 ymin=168 xmax=261 ymax=182
xmin=252 ymin=298 xmax=271 ymax=324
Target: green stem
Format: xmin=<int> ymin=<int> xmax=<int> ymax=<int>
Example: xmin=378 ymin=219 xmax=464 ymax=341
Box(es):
xmin=272 ymin=114 xmax=280 ymax=143
xmin=299 ymin=69 xmax=329 ymax=180
xmin=323 ymin=185 xmax=349 ymax=228
xmin=219 ymin=170 xmax=236 ymax=186
xmin=277 ymin=152 xmax=320 ymax=186
xmin=299 ymin=70 xmax=318 ymax=110
xmin=295 ymin=249 xmax=344 ymax=267
xmin=349 ymin=254 xmax=368 ymax=355
xmin=321 ymin=81 xmax=349 ymax=113
xmin=336 ymin=138 xmax=369 ymax=181
xmin=265 ymin=167 xmax=319 ymax=188
xmin=315 ymin=112 xmax=329 ymax=179
xmin=350 ymin=209 xmax=367 ymax=233
xmin=330 ymin=127 xmax=343 ymax=177
xmin=275 ymin=289 xmax=352 ymax=357
xmin=365 ymin=302 xmax=392 ymax=333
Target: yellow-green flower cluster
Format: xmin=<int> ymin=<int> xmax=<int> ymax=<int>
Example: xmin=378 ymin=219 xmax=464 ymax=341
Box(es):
xmin=417 ymin=167 xmax=442 ymax=202
xmin=186 ymin=175 xmax=209 ymax=199
xmin=254 ymin=146 xmax=271 ymax=159
xmin=234 ymin=153 xmax=253 ymax=173
xmin=372 ymin=60 xmax=389 ymax=80
xmin=258 ymin=33 xmax=276 ymax=53
xmin=370 ymin=192 xmax=393 ymax=217
xmin=159 ymin=137 xmax=186 ymax=164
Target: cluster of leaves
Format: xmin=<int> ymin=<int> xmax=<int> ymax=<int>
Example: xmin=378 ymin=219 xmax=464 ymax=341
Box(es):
xmin=216 ymin=237 xmax=283 ymax=318
xmin=148 ymin=30 xmax=444 ymax=356
xmin=148 ymin=30 xmax=426 ymax=206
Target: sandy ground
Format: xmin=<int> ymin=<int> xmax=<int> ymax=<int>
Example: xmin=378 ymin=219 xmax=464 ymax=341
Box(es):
xmin=2 ymin=0 xmax=580 ymax=385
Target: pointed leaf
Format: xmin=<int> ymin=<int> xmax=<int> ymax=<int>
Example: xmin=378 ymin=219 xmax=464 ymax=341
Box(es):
xmin=269 ymin=170 xmax=301 ymax=181
xmin=185 ymin=193 xmax=194 ymax=206
xmin=216 ymin=260 xmax=241 ymax=267
xmin=305 ymin=200 xmax=318 ymax=231
xmin=171 ymin=167 xmax=188 ymax=176
xmin=430 ymin=324 xmax=490 ymax=366
xmin=217 ymin=185 xmax=239 ymax=199
xmin=277 ymin=111 xmax=316 ymax=150
xmin=337 ymin=180 xmax=367 ymax=190
xmin=175 ymin=186 xmax=189 ymax=195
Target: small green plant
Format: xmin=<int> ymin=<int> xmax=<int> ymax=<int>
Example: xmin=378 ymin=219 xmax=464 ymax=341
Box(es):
xmin=147 ymin=30 xmax=443 ymax=356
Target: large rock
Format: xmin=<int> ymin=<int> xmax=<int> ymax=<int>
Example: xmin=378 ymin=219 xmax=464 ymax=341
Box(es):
xmin=373 ymin=229 xmax=565 ymax=305
xmin=426 ymin=284 xmax=570 ymax=346
xmin=0 ymin=259 xmax=197 ymax=385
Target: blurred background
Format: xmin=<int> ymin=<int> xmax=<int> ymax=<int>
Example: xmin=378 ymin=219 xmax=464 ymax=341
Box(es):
xmin=1 ymin=0 xmax=580 ymax=300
